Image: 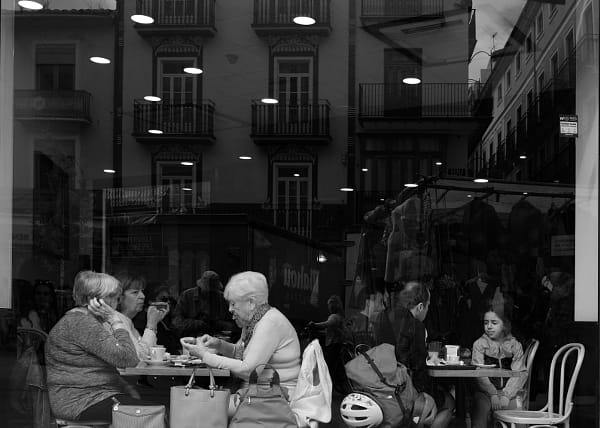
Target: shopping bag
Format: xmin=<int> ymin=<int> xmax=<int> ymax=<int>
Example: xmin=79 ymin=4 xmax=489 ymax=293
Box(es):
xmin=229 ymin=364 xmax=298 ymax=428
xmin=290 ymin=339 xmax=333 ymax=426
xmin=170 ymin=368 xmax=230 ymax=428
xmin=111 ymin=399 xmax=165 ymax=428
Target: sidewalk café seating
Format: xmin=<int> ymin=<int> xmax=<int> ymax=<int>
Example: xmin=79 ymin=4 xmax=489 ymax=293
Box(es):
xmin=493 ymin=343 xmax=585 ymax=428
xmin=522 ymin=338 xmax=540 ymax=410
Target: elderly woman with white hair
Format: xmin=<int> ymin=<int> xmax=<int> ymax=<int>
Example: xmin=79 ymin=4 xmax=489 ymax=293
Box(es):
xmin=182 ymin=271 xmax=301 ymax=396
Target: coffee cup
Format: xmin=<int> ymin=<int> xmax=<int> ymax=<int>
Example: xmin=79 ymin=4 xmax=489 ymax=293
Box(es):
xmin=427 ymin=351 xmax=440 ymax=365
xmin=447 ymin=354 xmax=460 ymax=364
xmin=445 ymin=345 xmax=459 ymax=357
xmin=150 ymin=346 xmax=166 ymax=361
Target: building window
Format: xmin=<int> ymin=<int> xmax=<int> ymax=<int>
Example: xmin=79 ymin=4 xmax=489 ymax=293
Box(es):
xmin=273 ymin=163 xmax=313 ymax=237
xmin=551 ymin=52 xmax=559 ymax=80
xmin=536 ymin=12 xmax=544 ymax=38
xmin=538 ymin=72 xmax=545 ymax=92
xmin=497 ymin=84 xmax=503 ymax=106
xmin=505 ymin=69 xmax=511 ymax=90
xmin=158 ymin=57 xmax=198 ymax=132
xmin=274 ymin=57 xmax=314 ymax=128
xmin=526 ymin=34 xmax=533 ymax=55
xmin=36 ymin=44 xmax=75 ymax=90
xmin=157 ymin=161 xmax=196 ymax=213
xmin=548 ymin=3 xmax=557 ymax=19
xmin=515 ymin=50 xmax=522 ymax=75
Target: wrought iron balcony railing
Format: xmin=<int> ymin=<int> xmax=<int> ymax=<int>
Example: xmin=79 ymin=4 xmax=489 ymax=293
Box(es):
xmin=361 ymin=0 xmax=444 ymax=19
xmin=252 ymin=0 xmax=331 ymax=33
xmin=360 ymin=83 xmax=476 ymax=118
xmin=133 ymin=100 xmax=215 ymax=142
xmin=268 ymin=207 xmax=314 ymax=239
xmin=14 ymin=89 xmax=91 ymax=123
xmin=134 ymin=0 xmax=216 ymax=36
xmin=251 ymin=101 xmax=331 ymax=141
xmin=104 ymin=184 xmax=210 ymax=215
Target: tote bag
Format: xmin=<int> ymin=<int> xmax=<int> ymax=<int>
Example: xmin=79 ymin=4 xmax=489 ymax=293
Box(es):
xmin=170 ymin=368 xmax=230 ymax=428
xmin=111 ymin=399 xmax=165 ymax=428
xmin=229 ymin=365 xmax=298 ymax=428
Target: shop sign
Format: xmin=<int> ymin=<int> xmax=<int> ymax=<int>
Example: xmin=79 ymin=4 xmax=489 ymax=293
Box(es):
xmin=110 ymin=233 xmax=162 ymax=257
xmin=551 ymin=234 xmax=575 ymax=256
xmin=559 ymin=114 xmax=578 ymax=137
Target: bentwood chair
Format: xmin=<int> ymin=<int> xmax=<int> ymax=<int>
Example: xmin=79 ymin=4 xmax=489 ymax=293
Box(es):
xmin=522 ymin=338 xmax=540 ymax=410
xmin=493 ymin=343 xmax=585 ymax=428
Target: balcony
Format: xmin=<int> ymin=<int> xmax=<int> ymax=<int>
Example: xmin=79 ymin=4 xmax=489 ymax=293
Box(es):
xmin=359 ymin=83 xmax=483 ymax=120
xmin=252 ymin=0 xmax=331 ymax=36
xmin=269 ymin=207 xmax=314 ymax=238
xmin=251 ymin=101 xmax=331 ymax=144
xmin=361 ymin=0 xmax=444 ymax=26
xmin=133 ymin=100 xmax=215 ymax=144
xmin=14 ymin=90 xmax=91 ymax=123
xmin=133 ymin=0 xmax=216 ymax=38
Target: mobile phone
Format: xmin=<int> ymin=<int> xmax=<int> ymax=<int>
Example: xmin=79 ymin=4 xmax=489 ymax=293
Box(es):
xmin=149 ymin=301 xmax=169 ymax=310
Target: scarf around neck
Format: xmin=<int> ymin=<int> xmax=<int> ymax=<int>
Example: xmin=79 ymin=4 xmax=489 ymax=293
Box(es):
xmin=234 ymin=303 xmax=271 ymax=360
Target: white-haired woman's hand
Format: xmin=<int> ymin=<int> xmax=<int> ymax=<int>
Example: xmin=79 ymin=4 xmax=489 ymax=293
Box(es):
xmin=88 ymin=297 xmax=120 ymax=324
xmin=181 ymin=337 xmax=208 ymax=359
xmin=199 ymin=334 xmax=221 ymax=354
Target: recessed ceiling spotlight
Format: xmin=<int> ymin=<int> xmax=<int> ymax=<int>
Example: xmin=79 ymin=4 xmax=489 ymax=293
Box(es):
xmin=473 ymin=178 xmax=489 ymax=183
xmin=361 ymin=168 xmax=368 ymax=172
xmin=402 ymin=77 xmax=421 ymax=85
xmin=18 ymin=0 xmax=43 ymax=9
xmin=404 ymin=183 xmax=418 ymax=188
xmin=182 ymin=187 xmax=192 ymax=191
xmin=131 ymin=14 xmax=154 ymax=24
xmin=180 ymin=161 xmax=194 ymax=166
xmin=144 ymin=95 xmax=161 ymax=102
xmin=467 ymin=194 xmax=473 ymax=198
xmin=183 ymin=67 xmax=203 ymax=75
xmin=148 ymin=129 xmax=163 ymax=134
xmin=90 ymin=56 xmax=111 ymax=64
xmin=293 ymin=173 xmax=300 ymax=177
xmin=340 ymin=187 xmax=354 ymax=192
xmin=103 ymin=169 xmax=116 ymax=174
xmin=523 ymin=192 xmax=528 ymax=195
xmin=435 ymin=161 xmax=443 ymax=166
xmin=239 ymin=156 xmax=252 ymax=160
xmin=261 ymin=98 xmax=279 ymax=104
xmin=293 ymin=16 xmax=316 ymax=25
xmin=380 ymin=198 xmax=385 ymax=201
xmin=519 ymin=155 xmax=527 ymax=159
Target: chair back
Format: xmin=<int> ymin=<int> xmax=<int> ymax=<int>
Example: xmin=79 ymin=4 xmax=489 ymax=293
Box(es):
xmin=522 ymin=338 xmax=539 ymax=409
xmin=546 ymin=343 xmax=585 ymax=418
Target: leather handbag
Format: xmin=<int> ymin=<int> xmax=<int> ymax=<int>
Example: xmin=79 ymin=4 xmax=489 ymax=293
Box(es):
xmin=111 ymin=399 xmax=166 ymax=428
xmin=170 ymin=368 xmax=230 ymax=428
xmin=229 ymin=364 xmax=298 ymax=428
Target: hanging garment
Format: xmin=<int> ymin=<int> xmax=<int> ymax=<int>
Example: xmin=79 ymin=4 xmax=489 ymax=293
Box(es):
xmin=384 ymin=194 xmax=432 ymax=283
xmin=461 ymin=198 xmax=503 ymax=260
xmin=508 ymin=199 xmax=546 ymax=258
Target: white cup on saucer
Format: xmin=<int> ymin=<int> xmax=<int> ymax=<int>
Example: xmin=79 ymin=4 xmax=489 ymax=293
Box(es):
xmin=150 ymin=346 xmax=166 ymax=361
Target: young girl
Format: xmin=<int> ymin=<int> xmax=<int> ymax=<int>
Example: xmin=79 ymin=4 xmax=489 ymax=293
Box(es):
xmin=470 ymin=302 xmax=526 ymax=428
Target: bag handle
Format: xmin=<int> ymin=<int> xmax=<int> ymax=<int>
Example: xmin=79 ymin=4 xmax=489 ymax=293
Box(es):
xmin=248 ymin=363 xmax=281 ymax=386
xmin=184 ymin=368 xmax=217 ymax=397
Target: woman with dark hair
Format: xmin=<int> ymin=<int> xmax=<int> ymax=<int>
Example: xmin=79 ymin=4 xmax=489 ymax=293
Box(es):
xmin=19 ymin=279 xmax=58 ymax=333
xmin=374 ymin=281 xmax=454 ymax=428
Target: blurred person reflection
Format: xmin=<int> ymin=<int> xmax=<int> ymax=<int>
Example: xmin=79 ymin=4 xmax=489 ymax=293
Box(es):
xmin=19 ymin=279 xmax=58 ymax=333
xmin=134 ymin=283 xmax=179 ymax=354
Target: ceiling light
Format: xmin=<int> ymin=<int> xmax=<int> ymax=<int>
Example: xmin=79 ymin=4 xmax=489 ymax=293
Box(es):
xmin=402 ymin=77 xmax=421 ymax=85
xmin=182 ymin=187 xmax=192 ymax=191
xmin=317 ymin=252 xmax=327 ymax=263
xmin=293 ymin=16 xmax=316 ymax=25
xmin=131 ymin=14 xmax=154 ymax=24
xmin=148 ymin=129 xmax=163 ymax=134
xmin=473 ymin=178 xmax=489 ymax=183
xmin=519 ymin=155 xmax=527 ymax=159
xmin=293 ymin=173 xmax=300 ymax=177
xmin=404 ymin=183 xmax=418 ymax=188
xmin=103 ymin=169 xmax=116 ymax=174
xmin=18 ymin=0 xmax=43 ymax=9
xmin=180 ymin=161 xmax=194 ymax=166
xmin=261 ymin=98 xmax=279 ymax=104
xmin=380 ymin=198 xmax=385 ymax=201
xmin=435 ymin=161 xmax=443 ymax=166
xmin=361 ymin=168 xmax=368 ymax=172
xmin=467 ymin=194 xmax=473 ymax=198
xmin=340 ymin=187 xmax=354 ymax=192
xmin=90 ymin=56 xmax=111 ymax=64
xmin=239 ymin=156 xmax=252 ymax=160
xmin=183 ymin=67 xmax=203 ymax=75
xmin=144 ymin=95 xmax=161 ymax=102
xmin=523 ymin=192 xmax=528 ymax=195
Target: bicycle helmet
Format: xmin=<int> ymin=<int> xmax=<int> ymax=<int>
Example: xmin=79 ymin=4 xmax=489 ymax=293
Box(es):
xmin=340 ymin=393 xmax=384 ymax=427
xmin=411 ymin=392 xmax=437 ymax=427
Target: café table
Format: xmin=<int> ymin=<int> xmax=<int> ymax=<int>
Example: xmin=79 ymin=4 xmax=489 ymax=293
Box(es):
xmin=119 ymin=362 xmax=230 ymax=377
xmin=428 ymin=365 xmax=527 ymax=428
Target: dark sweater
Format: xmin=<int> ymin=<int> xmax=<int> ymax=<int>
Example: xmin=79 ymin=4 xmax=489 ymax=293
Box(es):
xmin=45 ymin=309 xmax=139 ymax=420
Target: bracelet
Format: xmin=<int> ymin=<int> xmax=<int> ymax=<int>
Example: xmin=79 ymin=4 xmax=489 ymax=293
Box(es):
xmin=145 ymin=326 xmax=157 ymax=333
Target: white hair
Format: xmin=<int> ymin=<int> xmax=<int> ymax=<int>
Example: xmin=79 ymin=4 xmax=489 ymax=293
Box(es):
xmin=224 ymin=271 xmax=269 ymax=305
